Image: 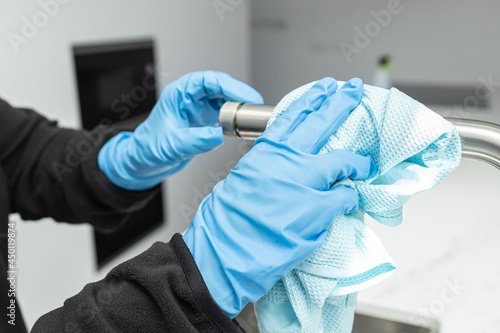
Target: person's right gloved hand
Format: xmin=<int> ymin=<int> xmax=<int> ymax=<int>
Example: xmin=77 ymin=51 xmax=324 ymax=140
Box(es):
xmin=98 ymin=71 xmax=263 ymax=191
xmin=183 ymin=77 xmax=378 ymax=318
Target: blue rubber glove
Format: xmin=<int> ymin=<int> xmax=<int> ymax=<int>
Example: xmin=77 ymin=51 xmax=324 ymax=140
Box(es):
xmin=183 ymin=77 xmax=378 ymax=318
xmin=98 ymin=71 xmax=264 ymax=190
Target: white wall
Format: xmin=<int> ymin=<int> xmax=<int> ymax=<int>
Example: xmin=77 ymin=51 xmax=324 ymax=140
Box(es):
xmin=1 ymin=0 xmax=252 ymax=328
xmin=251 ymin=0 xmax=500 ymax=124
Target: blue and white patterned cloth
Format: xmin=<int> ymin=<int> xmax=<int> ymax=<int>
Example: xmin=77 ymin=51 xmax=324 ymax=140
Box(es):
xmin=255 ymin=82 xmax=462 ymax=333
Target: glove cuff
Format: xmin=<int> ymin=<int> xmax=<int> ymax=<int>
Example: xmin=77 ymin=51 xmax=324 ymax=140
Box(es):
xmin=182 ymin=209 xmax=245 ymax=319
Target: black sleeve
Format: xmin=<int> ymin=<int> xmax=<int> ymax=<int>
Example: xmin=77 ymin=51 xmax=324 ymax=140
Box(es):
xmin=31 ymin=234 xmax=243 ymax=333
xmin=0 ymin=98 xmax=158 ymax=232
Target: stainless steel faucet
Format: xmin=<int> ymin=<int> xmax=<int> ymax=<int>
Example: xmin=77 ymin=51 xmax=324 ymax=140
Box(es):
xmin=219 ymin=102 xmax=500 ymax=170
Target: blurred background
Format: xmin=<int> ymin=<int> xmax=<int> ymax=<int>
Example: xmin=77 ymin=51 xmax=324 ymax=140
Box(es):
xmin=1 ymin=0 xmax=500 ymax=332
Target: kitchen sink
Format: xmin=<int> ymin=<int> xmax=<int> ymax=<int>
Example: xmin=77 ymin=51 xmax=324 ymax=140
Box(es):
xmin=236 ymin=303 xmax=439 ymax=333
xmin=353 ymin=313 xmax=437 ymax=333
xmin=352 ymin=303 xmax=439 ymax=333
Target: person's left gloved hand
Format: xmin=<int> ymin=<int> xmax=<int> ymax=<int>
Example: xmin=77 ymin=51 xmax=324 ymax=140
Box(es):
xmin=98 ymin=71 xmax=263 ymax=190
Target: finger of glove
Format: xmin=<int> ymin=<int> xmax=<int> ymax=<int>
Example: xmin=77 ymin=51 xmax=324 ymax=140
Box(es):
xmin=262 ymin=78 xmax=338 ymax=141
xmin=173 ymin=126 xmax=224 ymax=158
xmin=309 ymin=185 xmax=360 ymax=231
xmin=181 ymin=71 xmax=264 ymax=105
xmin=288 ymin=78 xmax=364 ymax=154
xmin=327 ymin=185 xmax=360 ymax=216
xmin=314 ymin=150 xmax=377 ymax=189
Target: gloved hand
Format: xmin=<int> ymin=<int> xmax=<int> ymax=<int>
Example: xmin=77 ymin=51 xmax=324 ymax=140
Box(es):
xmin=98 ymin=71 xmax=264 ymax=190
xmin=183 ymin=77 xmax=378 ymax=318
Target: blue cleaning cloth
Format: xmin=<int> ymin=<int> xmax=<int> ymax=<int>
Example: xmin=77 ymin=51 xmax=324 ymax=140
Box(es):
xmin=254 ymin=82 xmax=462 ymax=332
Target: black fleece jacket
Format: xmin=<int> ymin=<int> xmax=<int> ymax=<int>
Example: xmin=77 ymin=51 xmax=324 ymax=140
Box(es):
xmin=0 ymin=98 xmax=242 ymax=333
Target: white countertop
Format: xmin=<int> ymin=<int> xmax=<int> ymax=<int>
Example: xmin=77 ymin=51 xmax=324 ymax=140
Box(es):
xmin=357 ymin=158 xmax=500 ymax=333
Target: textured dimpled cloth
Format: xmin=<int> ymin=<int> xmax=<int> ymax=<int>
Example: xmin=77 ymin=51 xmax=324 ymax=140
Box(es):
xmin=254 ymin=82 xmax=462 ymax=333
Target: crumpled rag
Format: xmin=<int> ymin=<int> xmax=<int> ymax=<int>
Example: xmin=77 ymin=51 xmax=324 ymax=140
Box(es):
xmin=254 ymin=82 xmax=462 ymax=333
